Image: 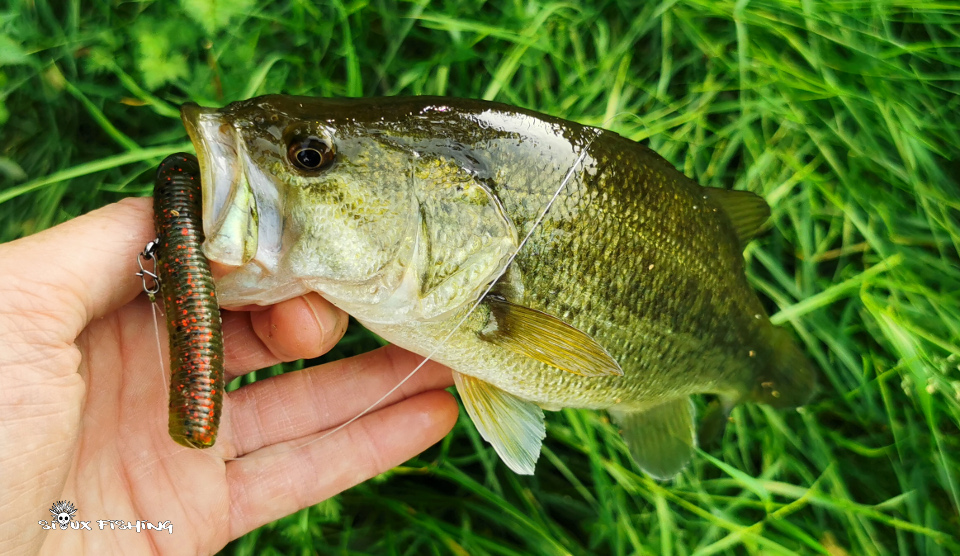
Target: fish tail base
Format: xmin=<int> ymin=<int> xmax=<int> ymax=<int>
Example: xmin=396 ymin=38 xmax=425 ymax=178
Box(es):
xmin=750 ymin=326 xmax=817 ymax=408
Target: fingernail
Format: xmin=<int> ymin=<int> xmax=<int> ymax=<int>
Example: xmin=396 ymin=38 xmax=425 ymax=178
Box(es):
xmin=304 ymin=292 xmax=339 ymax=349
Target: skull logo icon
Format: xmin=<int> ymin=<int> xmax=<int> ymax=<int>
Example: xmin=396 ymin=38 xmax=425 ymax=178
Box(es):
xmin=49 ymin=501 xmax=78 ymax=530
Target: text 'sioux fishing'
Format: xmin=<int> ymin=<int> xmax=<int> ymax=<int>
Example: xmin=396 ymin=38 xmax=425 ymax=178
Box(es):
xmin=179 ymin=95 xmax=816 ymax=479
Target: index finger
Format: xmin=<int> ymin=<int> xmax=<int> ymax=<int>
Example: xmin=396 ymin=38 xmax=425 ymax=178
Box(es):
xmin=221 ymin=292 xmax=349 ymax=380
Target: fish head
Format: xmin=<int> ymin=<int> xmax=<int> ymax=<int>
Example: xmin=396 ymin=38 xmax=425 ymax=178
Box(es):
xmin=181 ymin=95 xmax=517 ymax=321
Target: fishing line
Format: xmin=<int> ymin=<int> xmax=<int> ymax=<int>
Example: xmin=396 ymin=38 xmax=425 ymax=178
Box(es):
xmin=216 ymin=126 xmax=603 ymax=463
xmin=150 ymin=302 xmax=166 ymax=392
xmin=136 ymin=241 xmax=168 ymax=393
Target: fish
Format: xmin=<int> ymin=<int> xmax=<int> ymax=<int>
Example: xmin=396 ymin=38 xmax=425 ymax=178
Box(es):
xmin=179 ymin=94 xmax=817 ymax=478
xmin=153 ymin=153 xmax=225 ymax=449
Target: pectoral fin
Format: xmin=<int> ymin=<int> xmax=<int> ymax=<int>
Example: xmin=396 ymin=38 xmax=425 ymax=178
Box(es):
xmin=453 ymin=371 xmax=545 ymax=475
xmin=481 ymin=296 xmax=623 ymax=378
xmin=609 ymin=398 xmax=697 ymax=480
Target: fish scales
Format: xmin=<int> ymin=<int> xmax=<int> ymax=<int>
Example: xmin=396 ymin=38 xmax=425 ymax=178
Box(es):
xmin=180 ymin=95 xmax=817 ymax=477
xmin=494 ymin=131 xmax=763 ymax=404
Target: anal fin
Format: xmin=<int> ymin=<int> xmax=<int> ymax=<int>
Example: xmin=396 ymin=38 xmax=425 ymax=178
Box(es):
xmin=453 ymin=372 xmax=546 ymax=475
xmin=609 ymin=398 xmax=697 ymax=480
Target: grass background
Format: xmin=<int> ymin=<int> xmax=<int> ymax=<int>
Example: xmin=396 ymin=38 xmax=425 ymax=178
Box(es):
xmin=2 ymin=0 xmax=959 ymax=554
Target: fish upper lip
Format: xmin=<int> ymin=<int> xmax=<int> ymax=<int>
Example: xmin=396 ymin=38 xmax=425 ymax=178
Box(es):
xmin=181 ymin=103 xmax=234 ymax=232
xmin=180 ymin=102 xmax=258 ymax=267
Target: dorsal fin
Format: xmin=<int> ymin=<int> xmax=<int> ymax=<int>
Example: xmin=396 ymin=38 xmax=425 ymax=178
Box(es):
xmin=702 ymin=188 xmax=771 ymax=246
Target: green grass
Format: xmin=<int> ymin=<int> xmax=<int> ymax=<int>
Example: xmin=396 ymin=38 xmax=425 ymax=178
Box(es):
xmin=3 ymin=0 xmax=959 ymax=554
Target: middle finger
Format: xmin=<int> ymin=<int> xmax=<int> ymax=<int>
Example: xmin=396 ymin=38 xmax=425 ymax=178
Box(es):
xmin=221 ymin=344 xmax=456 ymax=458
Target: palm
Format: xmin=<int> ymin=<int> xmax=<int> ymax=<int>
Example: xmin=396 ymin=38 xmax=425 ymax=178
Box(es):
xmin=66 ymin=298 xmax=232 ymax=554
xmin=0 ymin=199 xmax=457 ymax=555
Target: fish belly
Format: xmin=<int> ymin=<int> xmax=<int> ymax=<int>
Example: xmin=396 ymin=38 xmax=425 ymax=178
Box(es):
xmin=361 ymin=315 xmax=750 ymax=412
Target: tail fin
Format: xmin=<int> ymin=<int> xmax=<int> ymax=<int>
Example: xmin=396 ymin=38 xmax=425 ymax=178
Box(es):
xmin=750 ymin=326 xmax=818 ymax=408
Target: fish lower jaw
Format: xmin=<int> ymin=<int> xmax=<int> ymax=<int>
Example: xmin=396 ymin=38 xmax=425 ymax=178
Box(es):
xmin=213 ymin=270 xmax=311 ymax=308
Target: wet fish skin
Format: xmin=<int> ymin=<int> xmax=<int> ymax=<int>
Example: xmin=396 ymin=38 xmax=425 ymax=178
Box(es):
xmin=181 ymin=95 xmax=817 ymax=478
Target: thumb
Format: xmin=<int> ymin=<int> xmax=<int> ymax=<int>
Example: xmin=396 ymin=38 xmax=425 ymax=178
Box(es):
xmin=0 ymin=197 xmax=156 ymax=342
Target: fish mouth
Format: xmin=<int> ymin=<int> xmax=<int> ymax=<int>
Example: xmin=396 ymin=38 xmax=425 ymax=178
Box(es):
xmin=181 ymin=102 xmax=259 ymax=267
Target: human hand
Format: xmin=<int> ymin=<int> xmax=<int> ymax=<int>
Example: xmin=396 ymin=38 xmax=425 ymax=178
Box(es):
xmin=0 ymin=197 xmax=458 ymax=555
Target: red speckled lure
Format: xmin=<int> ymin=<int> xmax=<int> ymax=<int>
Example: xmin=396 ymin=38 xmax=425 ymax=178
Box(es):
xmin=149 ymin=152 xmax=224 ymax=449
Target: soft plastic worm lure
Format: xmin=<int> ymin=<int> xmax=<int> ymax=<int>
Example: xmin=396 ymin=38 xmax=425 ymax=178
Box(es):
xmin=150 ymin=152 xmax=224 ymax=448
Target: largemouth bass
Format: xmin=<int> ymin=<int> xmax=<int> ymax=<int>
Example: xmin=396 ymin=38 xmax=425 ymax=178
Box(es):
xmin=180 ymin=95 xmax=817 ymax=479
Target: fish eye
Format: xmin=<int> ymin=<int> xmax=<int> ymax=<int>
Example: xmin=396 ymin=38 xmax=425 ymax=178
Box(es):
xmin=287 ymin=136 xmax=334 ymax=171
